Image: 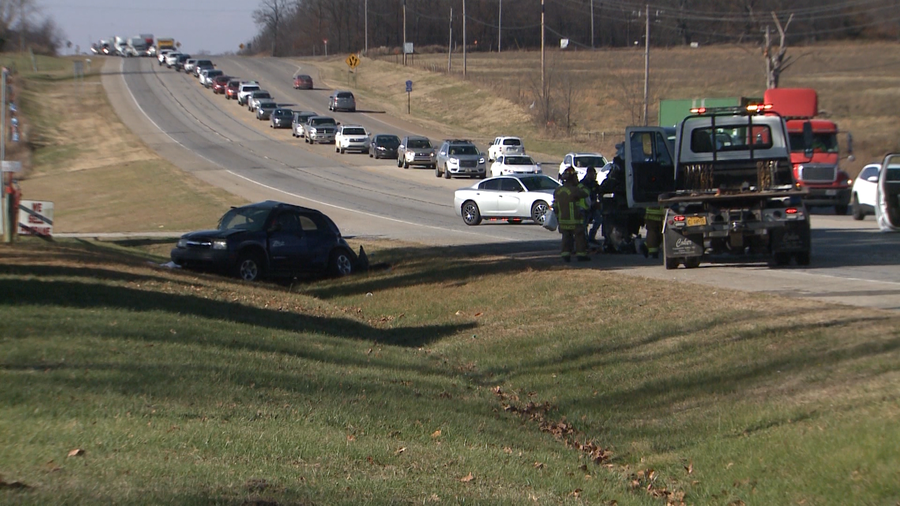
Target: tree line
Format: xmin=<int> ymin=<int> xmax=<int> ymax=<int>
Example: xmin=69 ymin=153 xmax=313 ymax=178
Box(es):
xmin=0 ymin=0 xmax=62 ymax=54
xmin=249 ymin=0 xmax=900 ymax=57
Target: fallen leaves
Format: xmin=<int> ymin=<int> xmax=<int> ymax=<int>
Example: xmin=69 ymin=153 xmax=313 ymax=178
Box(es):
xmin=67 ymin=448 xmax=85 ymax=458
xmin=431 ymin=430 xmax=442 ymax=438
xmin=459 ymin=472 xmax=475 ymax=483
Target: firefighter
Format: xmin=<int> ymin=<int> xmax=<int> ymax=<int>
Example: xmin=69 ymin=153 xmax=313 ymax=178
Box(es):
xmin=641 ymin=206 xmax=665 ymax=259
xmin=554 ymin=167 xmax=590 ymax=262
xmin=579 ymin=166 xmax=603 ymax=245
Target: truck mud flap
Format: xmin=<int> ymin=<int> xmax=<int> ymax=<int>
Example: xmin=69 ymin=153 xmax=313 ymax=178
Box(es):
xmin=663 ymin=227 xmax=703 ymax=258
xmin=770 ymin=221 xmax=811 ymax=253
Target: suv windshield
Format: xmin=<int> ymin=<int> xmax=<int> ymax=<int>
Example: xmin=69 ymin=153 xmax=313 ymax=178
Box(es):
xmin=506 ymin=156 xmax=534 ymax=165
xmin=311 ymin=118 xmax=336 ymax=126
xmin=343 ymin=128 xmax=366 ymax=135
xmin=218 ymin=207 xmax=270 ymax=232
xmin=408 ymin=139 xmax=432 ymax=149
xmin=336 ymin=92 xmax=353 ymax=98
xmin=448 ymin=145 xmax=478 ymax=156
xmin=573 ymin=155 xmax=607 ymax=168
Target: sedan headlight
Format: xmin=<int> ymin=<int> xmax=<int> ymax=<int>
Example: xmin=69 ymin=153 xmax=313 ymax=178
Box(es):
xmin=212 ymin=239 xmax=227 ymax=250
xmin=176 ymin=238 xmax=187 ymax=248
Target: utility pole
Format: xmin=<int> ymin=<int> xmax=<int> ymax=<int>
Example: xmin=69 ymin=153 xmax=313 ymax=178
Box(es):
xmin=765 ymin=25 xmax=772 ymax=89
xmin=448 ymin=7 xmax=452 ymax=72
xmin=364 ymin=0 xmax=368 ymax=55
xmin=590 ymin=0 xmax=594 ymax=49
xmin=498 ymin=0 xmax=501 ymax=53
xmin=462 ymin=0 xmax=467 ymax=77
xmin=642 ymin=4 xmax=650 ymax=126
xmin=541 ymin=0 xmax=545 ymax=102
xmin=402 ymin=0 xmax=407 ymax=65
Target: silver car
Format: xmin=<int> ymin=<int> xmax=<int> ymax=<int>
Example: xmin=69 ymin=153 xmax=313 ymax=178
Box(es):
xmin=328 ymin=91 xmax=356 ymax=112
xmin=270 ymin=108 xmax=293 ymax=129
xmin=291 ymin=111 xmax=318 ymax=138
xmin=397 ymin=135 xmax=436 ymax=169
xmin=435 ymin=139 xmax=486 ymax=179
xmin=247 ymin=91 xmax=273 ymax=112
xmin=255 ymin=100 xmax=278 ymax=121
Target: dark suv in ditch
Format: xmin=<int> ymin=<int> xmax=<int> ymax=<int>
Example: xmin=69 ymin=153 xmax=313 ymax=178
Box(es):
xmin=170 ymin=201 xmax=365 ymax=281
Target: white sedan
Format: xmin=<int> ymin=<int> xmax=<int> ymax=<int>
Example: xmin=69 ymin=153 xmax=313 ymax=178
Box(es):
xmin=490 ymin=155 xmax=541 ymax=177
xmin=454 ymin=175 xmax=559 ymax=226
xmin=851 ymin=163 xmax=880 ymax=220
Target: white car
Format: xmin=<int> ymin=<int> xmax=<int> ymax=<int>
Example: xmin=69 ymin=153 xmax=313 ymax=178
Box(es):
xmin=454 ymin=174 xmax=559 ymax=226
xmin=199 ymin=69 xmax=224 ymax=87
xmin=335 ymin=125 xmax=370 ymax=154
xmin=236 ymin=82 xmax=261 ymax=106
xmin=157 ymin=49 xmax=172 ymax=65
xmin=490 ymin=155 xmax=541 ymax=177
xmin=488 ymin=136 xmax=525 ymax=161
xmin=559 ymin=152 xmax=609 ymax=183
xmin=164 ymin=52 xmax=182 ymax=67
xmin=851 ymin=163 xmax=880 ymax=220
xmin=247 ymin=91 xmax=273 ymax=112
xmin=183 ymin=59 xmax=198 ymax=74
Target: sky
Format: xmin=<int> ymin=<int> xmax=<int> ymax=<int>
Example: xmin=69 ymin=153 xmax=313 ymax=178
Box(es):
xmin=42 ymin=0 xmax=260 ymax=55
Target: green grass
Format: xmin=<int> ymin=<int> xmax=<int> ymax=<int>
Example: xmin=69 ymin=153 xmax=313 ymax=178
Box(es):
xmin=2 ymin=238 xmax=899 ymax=504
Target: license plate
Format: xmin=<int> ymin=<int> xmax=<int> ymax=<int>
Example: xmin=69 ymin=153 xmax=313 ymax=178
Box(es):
xmin=686 ymin=216 xmax=707 ymax=226
xmin=826 ymin=190 xmax=837 ymax=196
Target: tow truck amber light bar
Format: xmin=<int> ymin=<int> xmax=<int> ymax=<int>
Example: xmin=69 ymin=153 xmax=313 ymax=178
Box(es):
xmin=690 ymin=104 xmax=773 ymax=116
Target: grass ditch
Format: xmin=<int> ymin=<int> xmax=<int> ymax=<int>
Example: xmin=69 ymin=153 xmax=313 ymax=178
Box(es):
xmin=1 ymin=238 xmax=899 ymax=504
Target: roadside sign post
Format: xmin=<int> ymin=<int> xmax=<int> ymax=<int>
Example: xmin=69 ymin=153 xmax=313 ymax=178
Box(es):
xmin=406 ymin=80 xmax=413 ymax=114
xmin=345 ymin=54 xmax=360 ymax=86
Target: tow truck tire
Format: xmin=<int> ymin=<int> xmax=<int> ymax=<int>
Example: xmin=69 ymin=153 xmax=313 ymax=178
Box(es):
xmin=835 ymin=205 xmax=849 ymax=216
xmin=773 ymin=252 xmax=792 ymax=266
xmin=664 ymin=255 xmax=679 ymax=270
xmin=795 ymin=251 xmax=811 ymax=266
xmin=684 ymin=257 xmax=701 ymax=269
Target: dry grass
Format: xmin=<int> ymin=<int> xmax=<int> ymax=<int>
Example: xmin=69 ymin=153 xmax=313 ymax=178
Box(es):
xmin=16 ymin=60 xmax=242 ymax=233
xmin=325 ymin=42 xmax=900 ymax=177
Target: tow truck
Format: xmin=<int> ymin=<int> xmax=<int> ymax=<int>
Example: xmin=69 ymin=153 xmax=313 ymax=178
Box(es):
xmin=622 ymin=104 xmax=811 ymax=269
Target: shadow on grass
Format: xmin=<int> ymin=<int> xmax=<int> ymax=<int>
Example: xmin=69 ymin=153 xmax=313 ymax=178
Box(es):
xmin=0 ymin=277 xmax=473 ymax=347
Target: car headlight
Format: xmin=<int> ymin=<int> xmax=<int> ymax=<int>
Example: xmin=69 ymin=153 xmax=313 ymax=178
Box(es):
xmin=478 ymin=157 xmax=486 ymax=164
xmin=429 ymin=152 xmax=435 ymax=158
xmin=449 ymin=158 xmax=459 ymax=167
xmin=212 ymin=239 xmax=227 ymax=250
xmin=177 ymin=238 xmax=187 ymax=248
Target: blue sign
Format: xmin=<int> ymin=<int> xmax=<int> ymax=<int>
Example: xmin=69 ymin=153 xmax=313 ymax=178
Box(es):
xmin=405 ymin=80 xmax=413 ymax=93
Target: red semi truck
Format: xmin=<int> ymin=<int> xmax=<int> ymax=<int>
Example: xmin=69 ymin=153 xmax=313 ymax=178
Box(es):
xmin=763 ymin=88 xmax=853 ymax=214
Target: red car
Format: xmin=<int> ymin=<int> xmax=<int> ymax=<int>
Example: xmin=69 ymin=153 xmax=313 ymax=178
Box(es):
xmin=212 ymin=75 xmax=231 ymax=94
xmin=293 ymin=74 xmax=313 ymax=90
xmin=225 ymin=79 xmax=241 ymax=100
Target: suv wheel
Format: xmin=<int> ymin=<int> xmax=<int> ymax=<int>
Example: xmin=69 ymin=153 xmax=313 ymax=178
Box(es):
xmin=235 ymin=252 xmax=265 ymax=281
xmin=403 ymin=159 xmax=410 ymax=169
xmin=329 ymin=250 xmax=354 ymax=277
xmin=435 ymin=164 xmax=441 ymax=178
xmin=397 ymin=156 xmax=403 ymax=168
xmin=443 ymin=164 xmax=451 ymax=179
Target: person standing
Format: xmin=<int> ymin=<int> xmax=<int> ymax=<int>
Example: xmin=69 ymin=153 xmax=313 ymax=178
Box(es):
xmin=554 ymin=167 xmax=590 ymax=262
xmin=579 ymin=166 xmax=603 ymax=245
xmin=641 ymin=206 xmax=665 ymax=259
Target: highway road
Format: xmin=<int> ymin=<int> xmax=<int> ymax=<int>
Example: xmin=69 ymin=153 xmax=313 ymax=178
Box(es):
xmin=103 ymin=56 xmax=900 ymax=311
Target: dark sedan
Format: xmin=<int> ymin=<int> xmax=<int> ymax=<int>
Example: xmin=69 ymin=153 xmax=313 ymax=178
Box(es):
xmin=370 ymin=134 xmax=401 ymax=160
xmin=170 ymin=201 xmax=366 ymax=281
xmin=270 ymin=108 xmax=293 ymax=128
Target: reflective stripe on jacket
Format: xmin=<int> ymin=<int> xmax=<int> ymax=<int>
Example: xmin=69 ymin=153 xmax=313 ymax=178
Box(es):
xmin=554 ymin=185 xmax=589 ymax=229
xmin=645 ymin=206 xmax=665 ymax=222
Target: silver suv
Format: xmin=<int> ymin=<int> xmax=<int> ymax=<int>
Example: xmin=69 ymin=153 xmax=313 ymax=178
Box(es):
xmin=247 ymin=91 xmax=273 ymax=112
xmin=435 ymin=139 xmax=486 ymax=179
xmin=328 ymin=91 xmax=356 ymax=112
xmin=397 ymin=135 xmax=436 ymax=169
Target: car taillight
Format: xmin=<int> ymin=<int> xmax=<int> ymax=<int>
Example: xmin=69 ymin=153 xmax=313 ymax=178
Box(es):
xmin=786 ymin=208 xmax=798 ymax=215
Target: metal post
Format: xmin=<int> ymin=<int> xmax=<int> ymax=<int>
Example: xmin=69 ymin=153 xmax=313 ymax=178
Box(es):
xmin=0 ymin=70 xmax=6 ymax=241
xmin=403 ymin=0 xmax=407 ymax=66
xmin=498 ymin=0 xmax=501 ymax=53
xmin=462 ymin=0 xmax=467 ymax=77
xmin=642 ymin=4 xmax=650 ymax=126
xmin=590 ymin=0 xmax=594 ymax=49
xmin=448 ymin=8 xmax=453 ymax=72
xmin=364 ymin=0 xmax=368 ymax=55
xmin=541 ymin=0 xmax=545 ymax=102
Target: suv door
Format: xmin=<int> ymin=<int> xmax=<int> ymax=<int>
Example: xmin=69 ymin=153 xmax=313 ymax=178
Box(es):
xmin=266 ymin=210 xmax=310 ymax=276
xmin=624 ymin=127 xmax=677 ymax=209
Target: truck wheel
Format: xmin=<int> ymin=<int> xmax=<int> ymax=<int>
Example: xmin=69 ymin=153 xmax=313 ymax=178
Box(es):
xmin=773 ymin=252 xmax=792 ymax=266
xmin=851 ymin=194 xmax=865 ymax=221
xmin=664 ymin=255 xmax=679 ymax=270
xmin=683 ymin=257 xmax=701 ymax=269
xmin=795 ymin=251 xmax=811 ymax=266
xmin=835 ymin=205 xmax=849 ymax=216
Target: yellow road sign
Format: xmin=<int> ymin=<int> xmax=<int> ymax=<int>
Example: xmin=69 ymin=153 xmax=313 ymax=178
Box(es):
xmin=345 ymin=54 xmax=360 ymax=69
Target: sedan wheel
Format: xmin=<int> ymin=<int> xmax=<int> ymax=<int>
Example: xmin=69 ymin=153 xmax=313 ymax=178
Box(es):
xmin=531 ymin=201 xmax=550 ymax=224
xmin=329 ymin=251 xmax=354 ymax=277
xmin=462 ymin=201 xmax=482 ymax=226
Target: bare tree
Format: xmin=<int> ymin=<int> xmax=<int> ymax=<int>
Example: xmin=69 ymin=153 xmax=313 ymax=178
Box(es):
xmin=765 ymin=11 xmax=794 ymax=89
xmin=253 ymin=0 xmax=290 ymax=56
